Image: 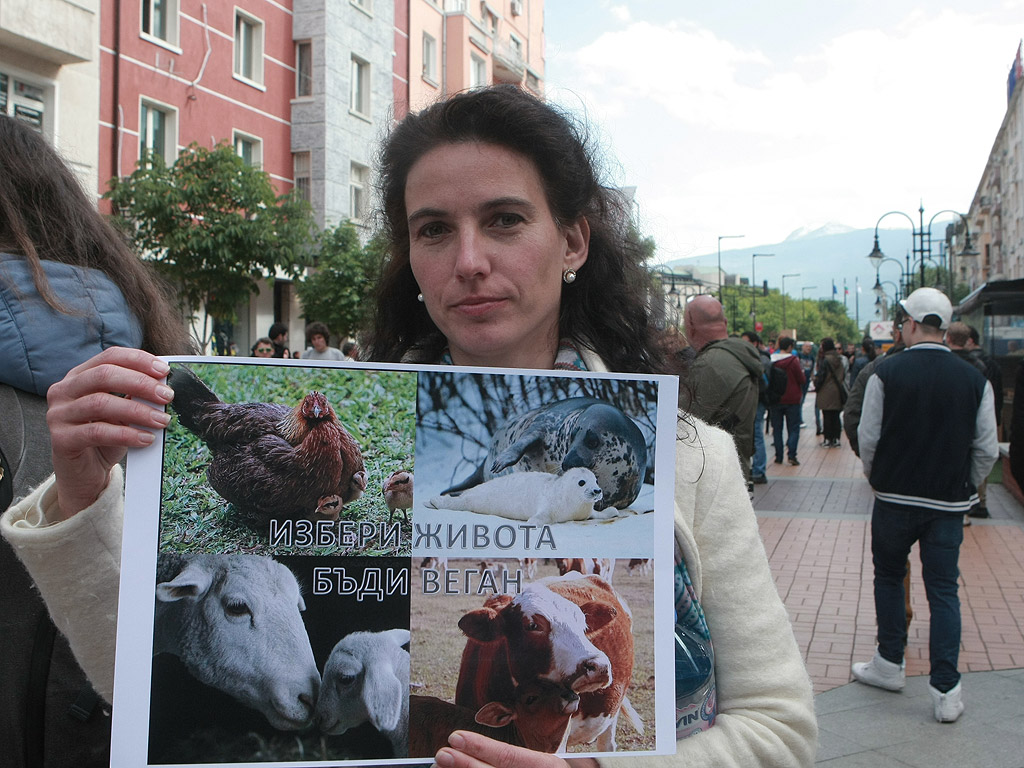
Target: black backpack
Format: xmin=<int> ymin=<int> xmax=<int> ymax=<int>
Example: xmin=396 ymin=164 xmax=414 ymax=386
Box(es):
xmin=764 ymin=359 xmax=789 ymax=406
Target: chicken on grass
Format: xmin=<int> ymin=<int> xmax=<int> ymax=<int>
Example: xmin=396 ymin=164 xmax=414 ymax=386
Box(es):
xmin=168 ymin=365 xmax=367 ymax=530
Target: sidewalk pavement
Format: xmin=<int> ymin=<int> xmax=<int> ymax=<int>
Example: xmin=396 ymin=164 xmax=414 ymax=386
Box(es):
xmin=752 ymin=401 xmax=1024 ymax=767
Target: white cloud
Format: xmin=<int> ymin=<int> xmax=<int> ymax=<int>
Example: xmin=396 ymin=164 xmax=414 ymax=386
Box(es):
xmin=608 ymin=4 xmax=632 ymax=23
xmin=547 ymin=8 xmax=1019 ymax=257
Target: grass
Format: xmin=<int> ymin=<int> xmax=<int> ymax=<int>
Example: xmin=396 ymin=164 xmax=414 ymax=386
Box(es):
xmin=157 ymin=361 xmax=417 ymax=557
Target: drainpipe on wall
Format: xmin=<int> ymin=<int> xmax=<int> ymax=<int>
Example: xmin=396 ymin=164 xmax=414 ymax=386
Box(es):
xmin=111 ymin=0 xmax=121 ymax=183
xmin=441 ymin=3 xmax=447 ymax=96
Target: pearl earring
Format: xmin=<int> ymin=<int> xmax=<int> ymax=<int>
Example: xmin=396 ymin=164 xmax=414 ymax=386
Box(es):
xmin=562 ymin=268 xmax=577 ymax=284
xmin=417 ymin=293 xmax=424 ymax=302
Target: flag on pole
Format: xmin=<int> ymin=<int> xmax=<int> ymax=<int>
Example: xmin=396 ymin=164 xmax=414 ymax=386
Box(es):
xmin=832 ymin=280 xmax=837 ymax=297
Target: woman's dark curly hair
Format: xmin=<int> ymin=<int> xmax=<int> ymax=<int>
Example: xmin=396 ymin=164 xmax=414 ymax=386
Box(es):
xmin=363 ymin=85 xmax=663 ymax=374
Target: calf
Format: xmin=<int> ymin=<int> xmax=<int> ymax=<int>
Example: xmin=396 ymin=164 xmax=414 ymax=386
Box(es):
xmin=518 ymin=557 xmax=538 ymax=580
xmin=455 ymin=573 xmax=637 ymax=751
xmin=626 ymin=558 xmax=651 ymax=576
xmin=409 ymin=679 xmax=579 ymax=756
xmin=556 ymin=557 xmax=615 ymax=584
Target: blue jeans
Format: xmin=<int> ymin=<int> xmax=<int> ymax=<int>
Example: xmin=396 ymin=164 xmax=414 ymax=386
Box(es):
xmin=752 ymin=403 xmax=767 ymax=477
xmin=770 ymin=403 xmax=801 ymax=461
xmin=871 ymin=499 xmax=964 ymax=692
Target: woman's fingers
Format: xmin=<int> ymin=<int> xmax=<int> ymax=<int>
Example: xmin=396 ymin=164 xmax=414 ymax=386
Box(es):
xmin=45 ymin=347 xmax=175 ymax=520
xmin=434 ymin=732 xmax=574 ymax=768
xmin=48 ymin=348 xmax=172 ymax=409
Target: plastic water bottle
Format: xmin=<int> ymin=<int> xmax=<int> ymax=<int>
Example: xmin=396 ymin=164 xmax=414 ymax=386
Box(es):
xmin=675 ymin=622 xmax=716 ymax=738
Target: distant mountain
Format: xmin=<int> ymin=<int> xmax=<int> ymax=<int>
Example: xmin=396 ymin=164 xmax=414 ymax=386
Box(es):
xmin=664 ymin=223 xmax=948 ymax=325
xmin=783 ymin=221 xmax=857 ymax=241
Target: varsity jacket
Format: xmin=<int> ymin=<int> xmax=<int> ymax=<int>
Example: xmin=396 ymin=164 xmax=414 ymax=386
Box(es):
xmin=858 ymin=343 xmax=999 ymax=512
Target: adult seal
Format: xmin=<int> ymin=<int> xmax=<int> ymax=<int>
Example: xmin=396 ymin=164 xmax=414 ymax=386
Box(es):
xmin=444 ymin=397 xmax=648 ymax=510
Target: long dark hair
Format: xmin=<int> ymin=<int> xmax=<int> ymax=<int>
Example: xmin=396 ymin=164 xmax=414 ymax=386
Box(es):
xmin=363 ymin=85 xmax=663 ymax=373
xmin=0 ymin=116 xmax=190 ymax=355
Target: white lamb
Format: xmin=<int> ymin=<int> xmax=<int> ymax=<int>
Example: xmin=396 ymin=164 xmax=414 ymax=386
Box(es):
xmin=315 ymin=628 xmax=411 ymax=757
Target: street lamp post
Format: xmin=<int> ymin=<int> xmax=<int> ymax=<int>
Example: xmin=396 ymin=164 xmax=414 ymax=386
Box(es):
xmin=870 ymin=256 xmax=907 ymax=301
xmin=717 ymin=234 xmax=744 ymax=298
xmin=801 ymin=285 xmax=817 ymax=329
xmin=873 ymin=279 xmax=899 ymax=319
xmin=866 ymin=204 xmax=978 ymax=300
xmin=751 ymin=253 xmax=774 ymax=325
xmin=781 ymin=273 xmax=800 ymax=330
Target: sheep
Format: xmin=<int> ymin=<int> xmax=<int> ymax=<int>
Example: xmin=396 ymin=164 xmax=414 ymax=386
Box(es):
xmin=408 ymin=679 xmax=580 ymax=757
xmin=154 ymin=553 xmax=321 ymax=731
xmin=315 ymin=628 xmax=411 ymax=757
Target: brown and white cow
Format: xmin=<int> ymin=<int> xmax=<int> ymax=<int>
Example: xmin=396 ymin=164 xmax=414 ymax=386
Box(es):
xmin=455 ymin=573 xmax=638 ymax=751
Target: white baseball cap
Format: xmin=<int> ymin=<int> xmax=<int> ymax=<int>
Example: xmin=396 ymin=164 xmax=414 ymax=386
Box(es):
xmin=900 ymin=287 xmax=952 ymax=330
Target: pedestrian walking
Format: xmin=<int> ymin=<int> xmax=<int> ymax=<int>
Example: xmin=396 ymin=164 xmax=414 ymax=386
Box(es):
xmin=743 ymin=330 xmax=771 ymax=483
xmin=814 ymin=338 xmax=846 ymax=447
xmin=852 ymin=288 xmax=999 ymax=723
xmin=682 ymin=296 xmax=762 ymax=484
xmin=769 ymin=336 xmax=806 ymax=466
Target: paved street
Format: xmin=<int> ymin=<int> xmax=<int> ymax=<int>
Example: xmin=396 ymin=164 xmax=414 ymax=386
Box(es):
xmin=751 ymin=400 xmax=1024 ymax=766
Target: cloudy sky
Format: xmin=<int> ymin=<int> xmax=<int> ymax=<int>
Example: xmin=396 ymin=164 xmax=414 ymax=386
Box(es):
xmin=543 ymin=1 xmax=1023 ymax=265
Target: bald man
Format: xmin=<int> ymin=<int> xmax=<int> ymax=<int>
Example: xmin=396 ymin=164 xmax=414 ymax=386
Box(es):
xmin=682 ymin=295 xmax=763 ymax=482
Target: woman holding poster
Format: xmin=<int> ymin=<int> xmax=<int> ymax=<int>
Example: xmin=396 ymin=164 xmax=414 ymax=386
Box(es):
xmin=2 ymin=87 xmax=816 ymax=766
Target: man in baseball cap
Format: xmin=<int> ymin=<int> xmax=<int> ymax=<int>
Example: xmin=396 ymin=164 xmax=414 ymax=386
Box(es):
xmin=899 ymin=286 xmax=952 ymax=330
xmin=852 ymin=286 xmax=998 ymax=723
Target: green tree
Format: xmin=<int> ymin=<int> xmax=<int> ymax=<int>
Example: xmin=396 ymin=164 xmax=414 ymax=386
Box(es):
xmin=717 ymin=286 xmax=859 ymax=345
xmin=295 ymin=222 xmax=383 ymax=340
xmin=105 ymin=142 xmax=316 ymax=347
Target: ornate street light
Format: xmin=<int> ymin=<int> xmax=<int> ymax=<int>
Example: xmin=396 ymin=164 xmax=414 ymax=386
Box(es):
xmin=866 ymin=204 xmax=978 ymax=299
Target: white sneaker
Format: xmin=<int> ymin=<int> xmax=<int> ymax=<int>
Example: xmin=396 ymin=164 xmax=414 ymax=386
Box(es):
xmin=851 ymin=652 xmax=905 ymax=691
xmin=929 ymin=682 xmax=964 ymax=723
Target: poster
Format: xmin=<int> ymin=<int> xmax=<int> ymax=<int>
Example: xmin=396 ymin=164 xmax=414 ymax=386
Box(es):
xmin=113 ymin=357 xmax=678 ymax=767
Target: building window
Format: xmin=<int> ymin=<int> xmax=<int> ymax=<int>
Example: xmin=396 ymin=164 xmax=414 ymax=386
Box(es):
xmin=140 ymin=100 xmax=176 ymax=164
xmin=422 ymin=33 xmax=437 ymax=82
xmin=350 ymin=56 xmax=370 ymax=116
xmin=0 ymin=72 xmax=47 ymax=133
xmin=141 ymin=0 xmax=179 ymax=46
xmin=233 ymin=131 xmax=262 ymax=168
xmin=351 ymin=0 xmax=372 ymax=12
xmin=509 ymin=34 xmax=523 ymax=60
xmin=293 ymin=151 xmax=311 ymax=203
xmin=350 ymin=163 xmax=368 ymax=221
xmin=234 ymin=11 xmax=264 ymax=85
xmin=470 ymin=54 xmax=486 ymax=88
xmin=525 ymin=69 xmax=540 ymax=93
xmin=295 ymin=41 xmax=313 ymax=97
xmin=481 ymin=3 xmax=498 ymax=34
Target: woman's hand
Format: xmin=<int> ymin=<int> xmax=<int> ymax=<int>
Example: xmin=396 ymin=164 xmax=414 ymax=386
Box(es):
xmin=46 ymin=347 xmax=174 ymax=521
xmin=433 ymin=731 xmax=599 ymax=768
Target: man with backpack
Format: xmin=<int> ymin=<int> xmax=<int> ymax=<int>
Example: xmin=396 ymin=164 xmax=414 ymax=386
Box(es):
xmin=683 ymin=296 xmax=763 ymax=488
xmin=769 ymin=336 xmax=807 ymax=466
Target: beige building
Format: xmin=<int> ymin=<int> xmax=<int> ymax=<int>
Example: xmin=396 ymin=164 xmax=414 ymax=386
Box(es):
xmin=403 ymin=0 xmax=544 ymax=114
xmin=1 ymin=0 xmax=100 ymax=194
xmin=965 ymin=52 xmax=1024 ymax=289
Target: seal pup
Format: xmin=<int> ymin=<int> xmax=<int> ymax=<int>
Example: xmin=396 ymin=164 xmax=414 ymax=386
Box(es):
xmin=444 ymin=397 xmax=648 ymax=510
xmin=428 ymin=468 xmax=613 ymax=525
